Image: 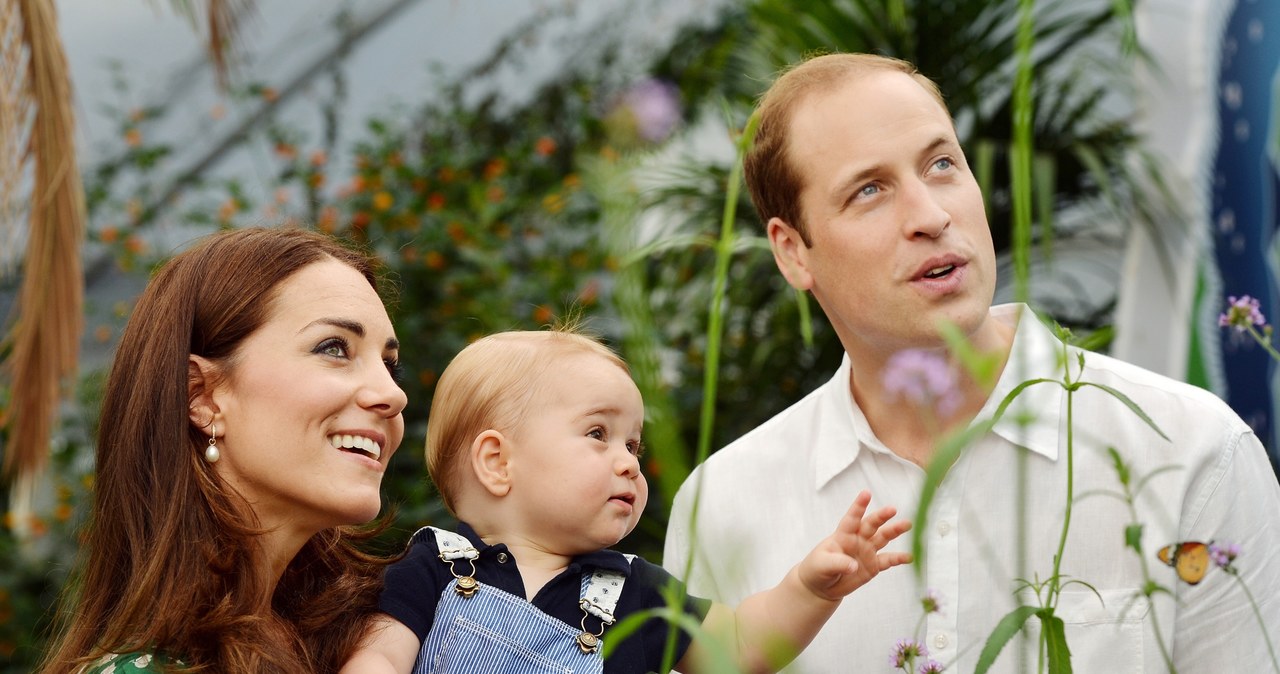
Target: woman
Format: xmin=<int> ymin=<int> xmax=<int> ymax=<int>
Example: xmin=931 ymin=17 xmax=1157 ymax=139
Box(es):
xmin=38 ymin=227 xmax=409 ymax=673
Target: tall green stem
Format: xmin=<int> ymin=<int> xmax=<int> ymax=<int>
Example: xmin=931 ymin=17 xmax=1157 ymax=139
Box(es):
xmin=1010 ymin=0 xmax=1037 ymax=666
xmin=1232 ymin=572 xmax=1280 ymax=673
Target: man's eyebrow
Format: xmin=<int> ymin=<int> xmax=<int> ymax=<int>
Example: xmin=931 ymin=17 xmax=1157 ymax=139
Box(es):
xmin=830 ymin=135 xmax=961 ymax=205
xmin=919 ymin=135 xmax=958 ymax=157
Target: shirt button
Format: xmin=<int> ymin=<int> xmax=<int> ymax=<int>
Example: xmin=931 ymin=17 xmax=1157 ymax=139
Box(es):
xmin=934 ymin=633 xmax=949 ymax=650
xmin=937 ymin=520 xmax=951 ymax=537
xmin=496 ymin=552 xmax=509 ymax=563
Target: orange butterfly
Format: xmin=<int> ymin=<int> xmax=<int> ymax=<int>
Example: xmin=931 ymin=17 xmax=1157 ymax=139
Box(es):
xmin=1156 ymin=541 xmax=1211 ymax=585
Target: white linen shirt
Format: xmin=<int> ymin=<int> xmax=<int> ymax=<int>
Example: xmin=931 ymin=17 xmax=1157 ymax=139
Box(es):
xmin=664 ymin=304 xmax=1280 ymax=673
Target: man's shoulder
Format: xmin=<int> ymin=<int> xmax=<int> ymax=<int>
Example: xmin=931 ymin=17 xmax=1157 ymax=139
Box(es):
xmin=1080 ymin=346 xmax=1246 ymax=424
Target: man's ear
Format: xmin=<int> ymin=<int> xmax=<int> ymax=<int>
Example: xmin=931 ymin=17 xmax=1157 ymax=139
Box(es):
xmin=767 ymin=216 xmax=815 ymax=291
xmin=187 ymin=355 xmax=220 ymax=434
xmin=470 ymin=430 xmax=512 ymax=497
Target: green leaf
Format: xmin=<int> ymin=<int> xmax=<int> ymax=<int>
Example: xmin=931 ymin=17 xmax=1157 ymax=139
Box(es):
xmin=975 ymin=605 xmax=1040 ymax=673
xmin=938 ymin=320 xmax=1002 ymax=389
xmin=1134 ymin=464 xmax=1183 ymax=497
xmin=1124 ymin=523 xmax=1143 ymax=552
xmin=915 ymin=377 xmax=1057 ymax=572
xmin=1106 ymin=446 xmax=1130 ymax=487
xmin=1077 ymin=382 xmax=1170 ymax=441
xmin=911 ymin=418 xmax=996 ymax=572
xmin=1038 ymin=611 xmax=1074 ymax=674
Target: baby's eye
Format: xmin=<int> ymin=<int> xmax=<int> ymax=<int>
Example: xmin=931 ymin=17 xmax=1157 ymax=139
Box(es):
xmin=315 ymin=338 xmax=349 ymax=358
xmin=587 ymin=428 xmax=606 ymax=441
xmin=627 ymin=440 xmax=646 ymax=457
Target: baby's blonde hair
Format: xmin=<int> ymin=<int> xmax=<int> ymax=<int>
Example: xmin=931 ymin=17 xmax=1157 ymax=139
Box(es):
xmin=425 ymin=326 xmax=629 ymax=514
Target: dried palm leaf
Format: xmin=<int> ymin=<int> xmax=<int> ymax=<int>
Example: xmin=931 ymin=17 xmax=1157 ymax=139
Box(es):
xmin=0 ymin=0 xmax=32 ymax=274
xmin=165 ymin=0 xmax=256 ymax=90
xmin=1 ymin=0 xmax=85 ymax=507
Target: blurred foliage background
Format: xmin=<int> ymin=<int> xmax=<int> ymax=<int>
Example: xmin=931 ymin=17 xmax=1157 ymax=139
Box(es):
xmin=0 ymin=0 xmax=1148 ymax=669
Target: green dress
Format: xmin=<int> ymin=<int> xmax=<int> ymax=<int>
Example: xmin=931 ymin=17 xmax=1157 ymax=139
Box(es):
xmin=79 ymin=652 xmax=180 ymax=673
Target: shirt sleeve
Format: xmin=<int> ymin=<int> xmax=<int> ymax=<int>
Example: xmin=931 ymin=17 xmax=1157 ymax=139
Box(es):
xmin=1171 ymin=428 xmax=1280 ymax=671
xmin=377 ymin=531 xmax=449 ymax=642
xmin=624 ymin=556 xmax=713 ymax=671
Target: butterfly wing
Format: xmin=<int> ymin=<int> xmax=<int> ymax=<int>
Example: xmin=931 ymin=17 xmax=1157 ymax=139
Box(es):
xmin=1156 ymin=541 xmax=1210 ymax=585
xmin=1175 ymin=542 xmax=1210 ymax=585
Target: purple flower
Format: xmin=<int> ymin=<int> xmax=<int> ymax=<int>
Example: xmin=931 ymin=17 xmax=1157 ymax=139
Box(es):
xmin=921 ymin=588 xmax=944 ymax=615
xmin=1219 ymin=295 xmax=1267 ymax=332
xmin=883 ymin=349 xmax=961 ymax=416
xmin=919 ymin=659 xmax=946 ymax=674
xmin=890 ymin=639 xmax=928 ymax=669
xmin=1209 ymin=541 xmax=1240 ymax=569
xmin=612 ymin=78 xmax=681 ymax=144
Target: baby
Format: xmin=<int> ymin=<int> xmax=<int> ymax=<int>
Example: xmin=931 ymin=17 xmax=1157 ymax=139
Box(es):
xmin=342 ymin=328 xmax=912 ymax=673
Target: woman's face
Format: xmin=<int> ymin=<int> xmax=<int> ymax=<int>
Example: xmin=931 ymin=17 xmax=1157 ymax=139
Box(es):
xmin=209 ymin=258 xmax=407 ymax=539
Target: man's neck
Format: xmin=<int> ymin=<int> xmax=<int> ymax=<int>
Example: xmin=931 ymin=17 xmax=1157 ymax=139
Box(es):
xmin=848 ymin=314 xmax=1016 ymax=467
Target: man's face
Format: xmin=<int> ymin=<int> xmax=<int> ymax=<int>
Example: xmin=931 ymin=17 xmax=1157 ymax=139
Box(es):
xmin=767 ymin=70 xmax=998 ymax=359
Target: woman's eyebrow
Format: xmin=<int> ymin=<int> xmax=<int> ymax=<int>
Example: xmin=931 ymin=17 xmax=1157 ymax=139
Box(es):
xmin=302 ymin=317 xmax=398 ymax=351
xmin=301 ymin=317 xmax=365 ymax=337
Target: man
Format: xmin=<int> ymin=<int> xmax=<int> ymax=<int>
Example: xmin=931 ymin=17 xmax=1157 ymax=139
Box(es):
xmin=664 ymin=53 xmax=1280 ymax=673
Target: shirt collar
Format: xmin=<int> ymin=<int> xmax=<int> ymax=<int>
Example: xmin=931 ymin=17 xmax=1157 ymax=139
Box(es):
xmin=454 ymin=521 xmax=633 ymax=575
xmin=812 ymin=303 xmax=1064 ymax=489
xmin=980 ymin=303 xmax=1065 ymax=461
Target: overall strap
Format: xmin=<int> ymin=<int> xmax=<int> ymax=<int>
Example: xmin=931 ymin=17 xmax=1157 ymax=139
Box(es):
xmin=573 ymin=553 xmax=636 ymax=654
xmin=579 ymin=553 xmax=635 ymax=622
xmin=421 ymin=526 xmax=481 ymax=597
xmin=424 ymin=526 xmax=479 ymax=561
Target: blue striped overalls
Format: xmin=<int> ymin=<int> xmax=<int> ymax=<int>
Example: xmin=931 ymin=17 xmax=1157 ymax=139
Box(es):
xmin=412 ymin=527 xmax=632 ymax=674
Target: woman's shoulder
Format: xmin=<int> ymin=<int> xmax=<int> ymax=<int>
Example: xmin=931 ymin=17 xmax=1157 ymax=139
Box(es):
xmin=79 ymin=652 xmax=181 ymax=673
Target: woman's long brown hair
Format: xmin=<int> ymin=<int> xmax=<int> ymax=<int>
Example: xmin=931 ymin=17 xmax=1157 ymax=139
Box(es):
xmin=38 ymin=227 xmax=398 ymax=674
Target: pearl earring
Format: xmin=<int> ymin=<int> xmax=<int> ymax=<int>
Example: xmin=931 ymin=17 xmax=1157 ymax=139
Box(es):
xmin=204 ymin=423 xmax=221 ymax=464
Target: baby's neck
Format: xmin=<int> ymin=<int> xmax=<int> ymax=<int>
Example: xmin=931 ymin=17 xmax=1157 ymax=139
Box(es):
xmin=474 ymin=528 xmax=573 ymax=601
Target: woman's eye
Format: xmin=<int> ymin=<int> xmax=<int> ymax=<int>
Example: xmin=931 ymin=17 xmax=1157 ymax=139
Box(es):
xmin=858 ymin=183 xmax=879 ymax=198
xmin=316 ymin=338 xmax=349 ymax=358
xmin=933 ymin=157 xmax=954 ymax=171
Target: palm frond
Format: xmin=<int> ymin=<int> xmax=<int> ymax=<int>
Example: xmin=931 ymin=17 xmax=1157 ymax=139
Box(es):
xmin=0 ymin=0 xmax=31 ymax=274
xmin=164 ymin=0 xmax=255 ymax=90
xmin=2 ymin=0 xmax=85 ymax=501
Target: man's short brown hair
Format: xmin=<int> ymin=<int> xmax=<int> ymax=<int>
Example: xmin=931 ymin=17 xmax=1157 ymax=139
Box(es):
xmin=743 ymin=53 xmax=948 ymax=246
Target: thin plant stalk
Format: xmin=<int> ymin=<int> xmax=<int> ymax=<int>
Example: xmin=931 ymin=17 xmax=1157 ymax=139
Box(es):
xmin=664 ymin=110 xmax=761 ymax=673
xmin=1117 ymin=479 xmax=1178 ymax=672
xmin=1245 ymin=324 xmax=1280 ymax=362
xmin=1010 ymin=0 xmax=1037 ymax=667
xmin=1229 ymin=572 xmax=1280 ymax=673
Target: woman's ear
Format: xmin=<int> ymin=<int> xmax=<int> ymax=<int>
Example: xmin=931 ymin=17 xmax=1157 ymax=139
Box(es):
xmin=187 ymin=355 xmax=220 ymax=434
xmin=470 ymin=430 xmax=512 ymax=497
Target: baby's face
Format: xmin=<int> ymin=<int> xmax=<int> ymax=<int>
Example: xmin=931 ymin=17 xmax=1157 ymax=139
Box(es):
xmin=504 ymin=352 xmax=648 ymax=555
